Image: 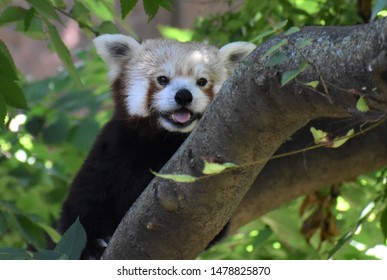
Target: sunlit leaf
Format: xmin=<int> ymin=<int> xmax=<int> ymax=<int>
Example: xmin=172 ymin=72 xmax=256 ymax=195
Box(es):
xmin=159 ymin=25 xmax=193 ymax=42
xmin=202 ymin=160 xmax=238 ymax=175
xmin=310 ymin=127 xmax=354 ymax=148
xmin=304 ymin=80 xmax=319 ymax=88
xmin=331 ymin=129 xmax=354 ymax=148
xmin=151 ymin=171 xmax=198 ymax=183
xmin=310 ymin=127 xmax=330 ymax=145
xmin=371 ymin=0 xmax=387 ymax=19
xmin=356 ymin=96 xmax=370 ymax=113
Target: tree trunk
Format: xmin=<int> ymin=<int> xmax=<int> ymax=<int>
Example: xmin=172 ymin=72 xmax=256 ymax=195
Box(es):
xmin=102 ymin=18 xmax=387 ymax=260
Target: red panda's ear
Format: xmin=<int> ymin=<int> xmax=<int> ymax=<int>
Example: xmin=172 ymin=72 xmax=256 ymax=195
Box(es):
xmin=93 ymin=34 xmax=141 ymax=80
xmin=218 ymin=42 xmax=256 ymax=74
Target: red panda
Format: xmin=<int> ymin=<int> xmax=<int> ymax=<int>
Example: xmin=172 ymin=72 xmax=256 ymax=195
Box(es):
xmin=58 ymin=34 xmax=255 ymax=259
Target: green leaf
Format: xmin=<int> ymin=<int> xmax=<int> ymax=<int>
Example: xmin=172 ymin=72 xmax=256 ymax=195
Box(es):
xmin=0 ymin=94 xmax=6 ymax=129
xmin=356 ymin=96 xmax=370 ymax=113
xmin=310 ymin=127 xmax=354 ymax=148
xmin=70 ymin=2 xmax=92 ymax=26
xmin=284 ymin=26 xmax=300 ymax=36
xmin=251 ymin=20 xmax=288 ymax=43
xmin=296 ymin=38 xmax=313 ymax=49
xmin=328 ymin=231 xmax=353 ymax=259
xmin=310 ymin=127 xmax=330 ymax=145
xmin=13 ymin=214 xmax=46 ymax=249
xmin=371 ymin=0 xmax=387 ymax=19
xmin=53 ymin=0 xmax=67 ymax=9
xmin=0 ymin=212 xmax=6 ymax=235
xmin=303 ymin=80 xmax=319 ymax=88
xmin=143 ymin=0 xmax=173 ymax=20
xmin=0 ymin=248 xmax=29 ymax=260
xmin=2 ymin=79 xmax=28 ymax=109
xmin=24 ymin=7 xmax=35 ymax=31
xmin=151 ymin=171 xmax=198 ymax=183
xmin=0 ymin=6 xmax=28 ymax=26
xmin=263 ymin=39 xmax=288 ymax=58
xmin=0 ymin=40 xmax=18 ymax=80
xmin=37 ymin=222 xmax=61 ymax=243
xmin=26 ymin=0 xmax=62 ymax=24
xmin=46 ymin=22 xmax=83 ymax=87
xmin=202 ymin=160 xmax=238 ymax=175
xmin=272 ymin=19 xmax=289 ymax=31
xmin=55 ymin=218 xmax=86 ymax=260
xmin=331 ymin=129 xmax=354 ymax=148
xmin=0 ymin=40 xmax=28 ymax=110
xmin=33 ymin=250 xmax=66 ymax=260
xmin=98 ymin=20 xmax=120 ymax=34
xmin=70 ymin=119 xmax=100 ymax=151
xmin=120 ymin=0 xmax=138 ymax=19
xmin=16 ymin=17 xmax=47 ymax=40
xmin=266 ymin=51 xmax=288 ymax=66
xmin=43 ymin=113 xmax=69 ymax=144
xmin=281 ymin=61 xmax=309 ymax=87
xmin=380 ymin=207 xmax=387 ymax=239
xmin=158 ymin=25 xmax=193 ymax=42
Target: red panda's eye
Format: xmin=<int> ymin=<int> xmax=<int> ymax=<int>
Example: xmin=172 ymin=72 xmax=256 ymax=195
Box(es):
xmin=157 ymin=76 xmax=169 ymax=86
xmin=197 ymin=78 xmax=208 ymax=87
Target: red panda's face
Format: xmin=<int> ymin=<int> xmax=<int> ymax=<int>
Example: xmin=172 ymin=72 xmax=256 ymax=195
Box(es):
xmin=94 ymin=35 xmax=255 ymax=133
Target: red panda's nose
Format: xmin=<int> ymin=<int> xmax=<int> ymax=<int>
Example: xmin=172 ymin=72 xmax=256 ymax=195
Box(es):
xmin=175 ymin=89 xmax=193 ymax=106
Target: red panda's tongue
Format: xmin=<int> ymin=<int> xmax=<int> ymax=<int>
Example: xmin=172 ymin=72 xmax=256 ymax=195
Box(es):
xmin=172 ymin=110 xmax=191 ymax=124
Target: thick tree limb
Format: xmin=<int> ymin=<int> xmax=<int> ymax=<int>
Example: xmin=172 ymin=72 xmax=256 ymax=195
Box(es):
xmin=231 ymin=120 xmax=387 ymax=232
xmin=102 ymin=18 xmax=387 ymax=260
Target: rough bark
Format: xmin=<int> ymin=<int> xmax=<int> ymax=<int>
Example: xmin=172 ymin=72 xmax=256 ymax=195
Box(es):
xmin=102 ymin=18 xmax=387 ymax=260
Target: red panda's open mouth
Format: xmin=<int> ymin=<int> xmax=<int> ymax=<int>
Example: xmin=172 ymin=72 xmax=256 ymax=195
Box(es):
xmin=160 ymin=108 xmax=201 ymax=127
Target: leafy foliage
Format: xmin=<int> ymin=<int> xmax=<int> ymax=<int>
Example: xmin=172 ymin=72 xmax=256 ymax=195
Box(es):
xmin=0 ymin=0 xmax=386 ymax=260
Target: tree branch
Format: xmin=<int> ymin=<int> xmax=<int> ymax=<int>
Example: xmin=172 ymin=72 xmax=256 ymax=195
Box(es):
xmin=231 ymin=119 xmax=387 ymax=231
xmin=102 ymin=18 xmax=387 ymax=259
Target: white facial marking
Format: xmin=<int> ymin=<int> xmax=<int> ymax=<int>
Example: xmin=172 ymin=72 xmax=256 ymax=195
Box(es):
xmin=126 ymin=79 xmax=149 ymax=117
